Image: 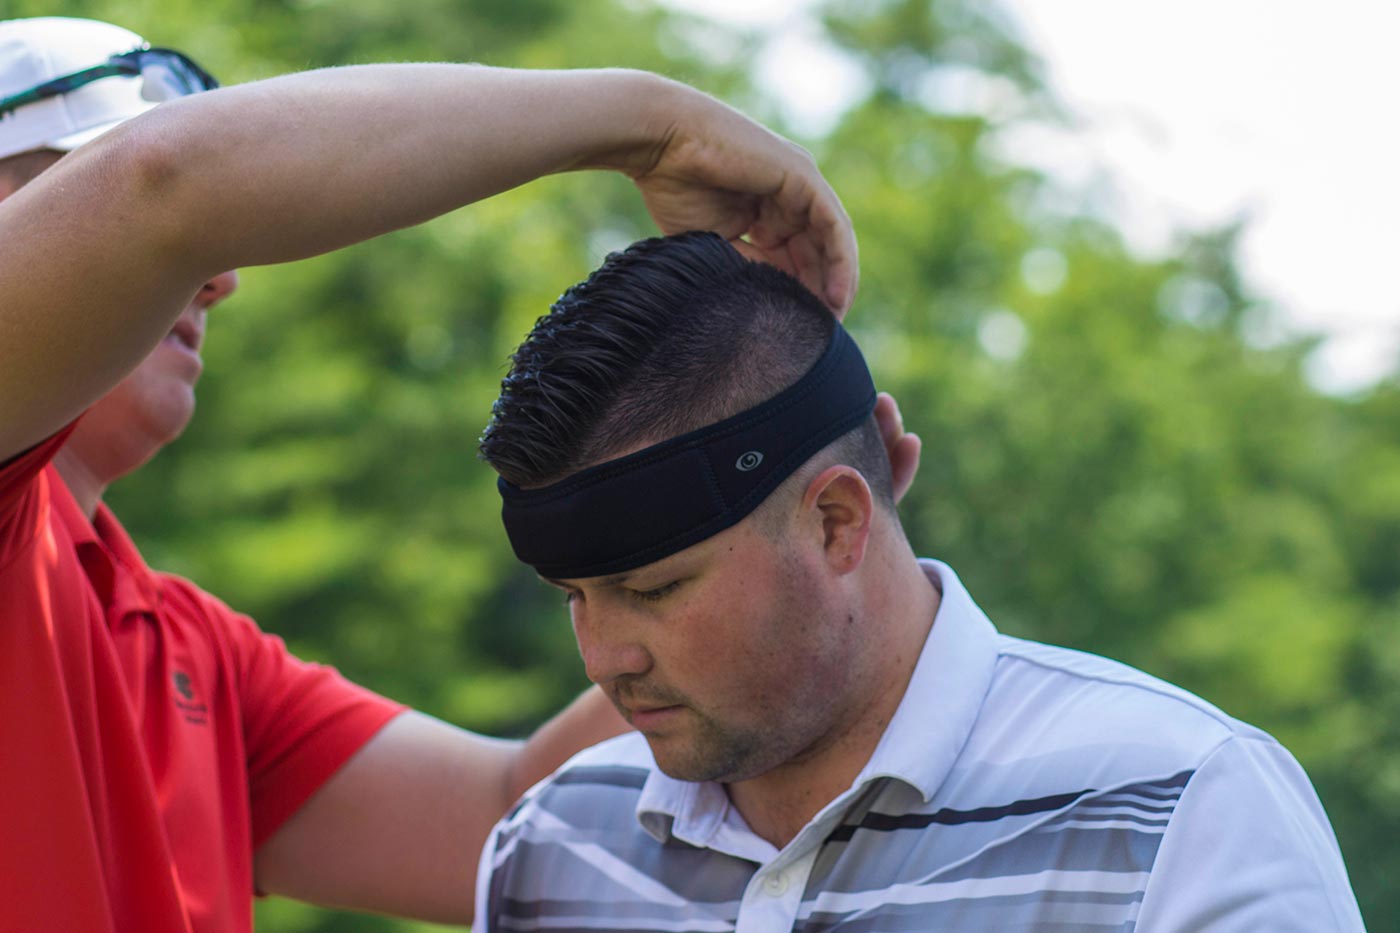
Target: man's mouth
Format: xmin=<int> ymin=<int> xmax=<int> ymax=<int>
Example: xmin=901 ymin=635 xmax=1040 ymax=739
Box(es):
xmin=626 ymin=703 xmax=679 ymax=715
xmin=611 ymin=681 xmax=690 ymax=729
xmin=166 ymin=319 xmax=202 ymax=354
xmin=622 ymin=703 xmax=685 ymax=729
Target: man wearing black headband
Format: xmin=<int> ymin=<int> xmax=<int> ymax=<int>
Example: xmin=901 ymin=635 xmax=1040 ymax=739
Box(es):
xmin=476 ymin=232 xmax=1364 ymax=932
xmin=0 ymin=16 xmax=864 ymax=932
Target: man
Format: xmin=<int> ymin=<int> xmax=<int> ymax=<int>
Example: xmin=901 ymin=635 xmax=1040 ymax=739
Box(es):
xmin=476 ymin=232 xmax=1366 ymax=932
xmin=0 ymin=16 xmax=871 ymax=932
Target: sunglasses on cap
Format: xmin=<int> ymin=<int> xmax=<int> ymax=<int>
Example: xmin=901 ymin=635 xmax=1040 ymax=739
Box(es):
xmin=0 ymin=45 xmax=219 ymax=118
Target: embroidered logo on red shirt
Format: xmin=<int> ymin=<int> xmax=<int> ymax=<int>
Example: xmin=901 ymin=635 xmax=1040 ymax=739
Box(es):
xmin=173 ymin=670 xmax=208 ymax=725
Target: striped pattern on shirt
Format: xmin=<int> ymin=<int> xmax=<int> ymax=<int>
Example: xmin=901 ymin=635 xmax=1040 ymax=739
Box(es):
xmin=486 ymin=762 xmax=1188 ymax=932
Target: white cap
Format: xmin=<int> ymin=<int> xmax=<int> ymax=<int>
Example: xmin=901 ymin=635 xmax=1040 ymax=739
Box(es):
xmin=0 ymin=17 xmax=154 ymax=160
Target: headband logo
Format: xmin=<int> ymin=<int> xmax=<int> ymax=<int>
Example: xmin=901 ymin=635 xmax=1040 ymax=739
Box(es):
xmin=735 ymin=451 xmax=764 ymax=472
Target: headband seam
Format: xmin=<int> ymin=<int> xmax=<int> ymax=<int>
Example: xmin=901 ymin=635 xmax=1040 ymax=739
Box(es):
xmin=700 ymin=446 xmax=725 ymax=510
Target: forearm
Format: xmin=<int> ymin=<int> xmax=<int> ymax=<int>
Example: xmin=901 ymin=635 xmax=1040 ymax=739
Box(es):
xmin=139 ymin=65 xmax=677 ymax=271
xmin=255 ymin=693 xmax=627 ymax=924
xmin=0 ymin=65 xmax=682 ymax=458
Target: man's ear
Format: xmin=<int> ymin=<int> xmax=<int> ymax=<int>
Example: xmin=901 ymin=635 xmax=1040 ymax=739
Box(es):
xmin=801 ymin=465 xmax=873 ymax=575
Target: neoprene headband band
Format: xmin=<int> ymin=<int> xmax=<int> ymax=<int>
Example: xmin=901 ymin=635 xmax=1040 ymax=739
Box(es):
xmin=498 ymin=323 xmax=877 ymax=579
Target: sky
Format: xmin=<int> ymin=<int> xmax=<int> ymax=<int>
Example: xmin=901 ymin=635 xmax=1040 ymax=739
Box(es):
xmin=659 ymin=0 xmax=1400 ymax=394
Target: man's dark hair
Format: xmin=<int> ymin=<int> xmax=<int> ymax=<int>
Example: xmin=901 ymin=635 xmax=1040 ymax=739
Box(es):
xmin=480 ymin=231 xmax=892 ymax=508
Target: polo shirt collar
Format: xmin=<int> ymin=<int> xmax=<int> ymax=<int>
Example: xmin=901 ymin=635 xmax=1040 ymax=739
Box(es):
xmin=48 ymin=465 xmax=162 ymax=618
xmin=635 ymin=559 xmax=1000 ymax=845
xmin=858 ymin=560 xmax=999 ymax=801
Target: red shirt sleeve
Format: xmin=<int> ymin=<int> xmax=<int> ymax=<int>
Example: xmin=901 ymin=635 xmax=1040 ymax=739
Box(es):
xmin=0 ymin=425 xmax=77 ymax=568
xmin=236 ymin=614 xmax=407 ymax=847
xmin=171 ymin=582 xmax=407 ymax=848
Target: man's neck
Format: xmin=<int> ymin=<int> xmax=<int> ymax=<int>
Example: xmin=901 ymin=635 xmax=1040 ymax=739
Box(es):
xmin=726 ymin=545 xmax=940 ymax=849
xmin=52 ymin=447 xmax=108 ymax=519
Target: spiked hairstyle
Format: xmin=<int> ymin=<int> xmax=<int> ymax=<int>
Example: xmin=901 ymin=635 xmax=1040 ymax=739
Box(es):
xmin=479 ymin=231 xmax=892 ymax=508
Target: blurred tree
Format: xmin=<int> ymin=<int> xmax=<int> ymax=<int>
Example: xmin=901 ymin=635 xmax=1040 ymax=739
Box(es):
xmin=12 ymin=0 xmax=1395 ymax=929
xmin=819 ymin=2 xmax=1397 ymax=926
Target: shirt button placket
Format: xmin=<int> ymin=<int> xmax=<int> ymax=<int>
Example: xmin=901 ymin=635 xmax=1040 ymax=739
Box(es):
xmin=736 ymin=864 xmax=807 ymax=933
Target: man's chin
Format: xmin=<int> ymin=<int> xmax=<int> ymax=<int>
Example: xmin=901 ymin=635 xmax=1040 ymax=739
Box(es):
xmin=146 ymin=395 xmax=197 ymax=445
xmin=645 ymin=732 xmax=759 ymax=785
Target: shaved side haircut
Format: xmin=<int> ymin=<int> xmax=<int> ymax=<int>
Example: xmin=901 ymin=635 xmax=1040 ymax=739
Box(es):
xmin=479 ymin=231 xmax=893 ymax=509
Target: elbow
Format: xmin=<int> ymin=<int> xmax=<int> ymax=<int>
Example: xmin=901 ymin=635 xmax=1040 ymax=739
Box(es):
xmin=119 ymin=108 xmax=196 ymax=201
xmin=84 ymin=101 xmax=206 ymax=241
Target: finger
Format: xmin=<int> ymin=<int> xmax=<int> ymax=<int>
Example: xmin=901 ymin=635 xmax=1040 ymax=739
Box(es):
xmin=748 ymin=163 xmax=857 ymax=314
xmin=769 ymin=173 xmax=857 ymax=314
xmin=783 ymin=233 xmax=827 ymax=310
xmin=874 ymin=392 xmax=904 ymax=448
xmin=890 ymin=434 xmax=921 ymax=505
xmin=824 ymin=239 xmax=858 ymax=314
xmin=745 ymin=155 xmax=818 ymax=247
xmin=738 ymin=230 xmax=843 ymax=320
xmin=732 ymin=237 xmax=798 ymax=278
xmin=742 ymin=204 xmax=831 ymax=313
xmin=747 ymin=225 xmax=854 ymax=318
xmin=873 ymin=393 xmax=919 ymax=504
xmin=812 ymin=198 xmax=858 ymax=313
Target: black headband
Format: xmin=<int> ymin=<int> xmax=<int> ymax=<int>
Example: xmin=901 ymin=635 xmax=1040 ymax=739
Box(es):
xmin=498 ymin=323 xmax=877 ymax=579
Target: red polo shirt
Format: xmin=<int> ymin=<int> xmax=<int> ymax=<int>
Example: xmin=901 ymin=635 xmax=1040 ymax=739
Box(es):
xmin=0 ymin=430 xmax=405 ymax=933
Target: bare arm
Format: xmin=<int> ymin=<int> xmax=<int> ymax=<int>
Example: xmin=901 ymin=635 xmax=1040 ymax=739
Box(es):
xmin=0 ymin=65 xmax=855 ymax=460
xmin=252 ymin=688 xmax=626 ymax=924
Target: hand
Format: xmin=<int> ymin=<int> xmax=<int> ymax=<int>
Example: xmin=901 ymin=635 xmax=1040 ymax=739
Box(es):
xmin=874 ymin=392 xmax=921 ymax=503
xmin=622 ymin=79 xmax=858 ymax=316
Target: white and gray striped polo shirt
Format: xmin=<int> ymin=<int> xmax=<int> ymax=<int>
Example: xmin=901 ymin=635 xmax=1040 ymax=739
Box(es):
xmin=477 ymin=561 xmax=1364 ymax=932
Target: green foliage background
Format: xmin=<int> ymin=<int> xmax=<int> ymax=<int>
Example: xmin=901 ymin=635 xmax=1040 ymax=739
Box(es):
xmin=9 ymin=0 xmax=1397 ymax=929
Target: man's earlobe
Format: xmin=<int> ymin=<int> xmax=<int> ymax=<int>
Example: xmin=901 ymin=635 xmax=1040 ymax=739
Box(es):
xmin=803 ymin=465 xmax=873 ymax=575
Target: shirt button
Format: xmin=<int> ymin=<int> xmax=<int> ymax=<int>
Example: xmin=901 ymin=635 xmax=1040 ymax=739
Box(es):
xmin=763 ymin=872 xmax=789 ymax=896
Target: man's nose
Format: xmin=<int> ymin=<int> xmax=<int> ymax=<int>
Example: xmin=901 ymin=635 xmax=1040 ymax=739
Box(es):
xmin=197 ymin=269 xmax=239 ymax=309
xmin=573 ymin=606 xmax=651 ymax=686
